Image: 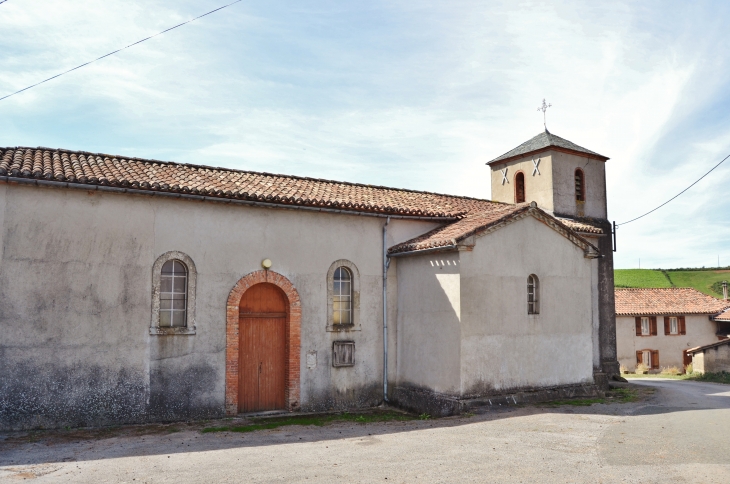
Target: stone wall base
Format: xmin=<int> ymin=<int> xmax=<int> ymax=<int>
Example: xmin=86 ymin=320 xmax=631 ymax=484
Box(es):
xmin=390 ymin=382 xmax=603 ymax=417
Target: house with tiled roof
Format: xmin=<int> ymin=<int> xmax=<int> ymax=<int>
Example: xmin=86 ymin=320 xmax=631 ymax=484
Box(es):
xmin=615 ymin=288 xmax=730 ymax=372
xmin=0 ymin=129 xmax=620 ymax=431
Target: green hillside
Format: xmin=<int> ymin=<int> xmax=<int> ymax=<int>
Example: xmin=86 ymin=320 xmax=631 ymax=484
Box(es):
xmin=614 ymin=269 xmax=730 ymax=298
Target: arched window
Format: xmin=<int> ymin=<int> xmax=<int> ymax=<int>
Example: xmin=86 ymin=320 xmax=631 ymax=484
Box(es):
xmin=160 ymin=260 xmax=188 ymax=327
xmin=575 ymin=169 xmax=585 ymax=202
xmin=151 ymin=251 xmax=197 ymax=335
xmin=332 ymin=267 xmax=352 ymax=325
xmin=515 ymin=172 xmax=525 ymax=203
xmin=326 ymin=260 xmax=360 ymax=331
xmin=527 ymin=274 xmax=539 ymax=314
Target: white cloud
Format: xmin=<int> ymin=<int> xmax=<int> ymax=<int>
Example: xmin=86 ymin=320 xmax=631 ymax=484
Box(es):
xmin=1 ymin=0 xmax=729 ymax=268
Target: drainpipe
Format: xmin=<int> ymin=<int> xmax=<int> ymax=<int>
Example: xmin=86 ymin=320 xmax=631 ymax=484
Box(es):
xmin=383 ymin=216 xmax=391 ymax=403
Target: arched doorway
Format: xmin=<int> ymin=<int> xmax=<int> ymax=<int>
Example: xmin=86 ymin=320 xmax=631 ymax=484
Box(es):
xmin=239 ymin=283 xmax=287 ymax=412
xmin=225 ymin=270 xmax=301 ymax=415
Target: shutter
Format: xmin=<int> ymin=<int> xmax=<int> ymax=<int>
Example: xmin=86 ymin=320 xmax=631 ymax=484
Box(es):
xmin=650 ymin=316 xmax=658 ymax=336
xmin=636 ymin=351 xmax=643 ymax=364
xmin=679 ymin=316 xmax=686 ymax=335
xmin=635 ymin=317 xmax=642 ymax=336
xmin=651 ymin=350 xmax=659 ymax=369
xmin=664 ymin=316 xmax=670 ymax=335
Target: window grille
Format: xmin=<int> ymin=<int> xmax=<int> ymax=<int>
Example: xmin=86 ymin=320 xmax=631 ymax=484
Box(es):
xmin=527 ymin=274 xmax=539 ymax=314
xmin=332 ymin=267 xmax=352 ymax=325
xmin=160 ymin=259 xmax=187 ymax=327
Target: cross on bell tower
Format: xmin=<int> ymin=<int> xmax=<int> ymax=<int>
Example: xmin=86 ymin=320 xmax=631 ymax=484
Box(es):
xmin=537 ymin=99 xmax=552 ymax=130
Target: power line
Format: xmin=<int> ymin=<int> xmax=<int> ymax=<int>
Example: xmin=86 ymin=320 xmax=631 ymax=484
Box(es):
xmin=0 ymin=0 xmax=243 ymax=102
xmin=617 ymin=152 xmax=730 ymax=226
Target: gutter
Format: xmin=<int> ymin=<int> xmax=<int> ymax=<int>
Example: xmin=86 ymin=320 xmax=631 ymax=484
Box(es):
xmin=382 ymin=217 xmax=391 ymax=402
xmin=387 ymin=244 xmax=458 ymax=258
xmin=0 ymin=176 xmax=458 ymax=222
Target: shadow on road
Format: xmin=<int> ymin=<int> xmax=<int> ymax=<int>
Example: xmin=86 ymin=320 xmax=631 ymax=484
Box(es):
xmin=1 ymin=379 xmax=729 ymax=467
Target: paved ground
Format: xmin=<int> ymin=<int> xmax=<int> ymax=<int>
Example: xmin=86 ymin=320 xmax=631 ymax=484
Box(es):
xmin=1 ymin=379 xmax=729 ymax=483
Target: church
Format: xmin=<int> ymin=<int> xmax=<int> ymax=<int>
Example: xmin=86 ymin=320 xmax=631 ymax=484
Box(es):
xmin=0 ymin=130 xmax=619 ymax=430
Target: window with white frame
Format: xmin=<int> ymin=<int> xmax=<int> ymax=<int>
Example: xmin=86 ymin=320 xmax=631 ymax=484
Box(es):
xmin=332 ymin=267 xmax=352 ymax=325
xmin=151 ymin=251 xmax=197 ymax=335
xmin=641 ymin=317 xmax=650 ymax=335
xmin=160 ymin=260 xmax=187 ymax=327
xmin=527 ymin=274 xmax=539 ymax=314
xmin=669 ymin=316 xmax=678 ymax=335
xmin=326 ymin=260 xmax=360 ymax=331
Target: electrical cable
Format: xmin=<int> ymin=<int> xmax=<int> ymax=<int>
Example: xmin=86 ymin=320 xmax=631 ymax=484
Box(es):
xmin=617 ymin=152 xmax=730 ymax=226
xmin=0 ymin=1 xmax=9 ymax=5
xmin=0 ymin=0 xmax=243 ymax=102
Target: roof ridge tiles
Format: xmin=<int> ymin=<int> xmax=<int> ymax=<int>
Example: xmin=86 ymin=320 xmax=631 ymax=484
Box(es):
xmin=8 ymin=146 xmax=498 ymax=204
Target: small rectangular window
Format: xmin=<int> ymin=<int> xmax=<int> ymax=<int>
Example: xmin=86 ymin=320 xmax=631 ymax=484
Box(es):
xmin=332 ymin=341 xmax=355 ymax=367
xmin=641 ymin=317 xmax=650 ymax=335
xmin=669 ymin=317 xmax=678 ymax=335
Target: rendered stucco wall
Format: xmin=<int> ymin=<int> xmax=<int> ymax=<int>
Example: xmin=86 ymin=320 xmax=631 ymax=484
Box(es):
xmin=616 ymin=315 xmax=717 ymax=370
xmin=460 ymin=215 xmax=595 ymax=394
xmin=697 ymin=344 xmax=730 ymax=373
xmin=489 ymin=151 xmax=607 ymax=220
xmin=394 ymin=252 xmax=462 ymax=395
xmin=489 ymin=154 xmax=554 ymax=208
xmin=0 ymin=182 xmax=440 ymax=430
xmin=550 ymin=152 xmax=607 ymax=219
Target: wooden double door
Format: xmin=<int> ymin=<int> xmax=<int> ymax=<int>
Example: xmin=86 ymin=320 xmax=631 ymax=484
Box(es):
xmin=239 ymin=283 xmax=288 ymax=413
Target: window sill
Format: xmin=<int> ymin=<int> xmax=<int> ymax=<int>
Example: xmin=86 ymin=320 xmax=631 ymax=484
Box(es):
xmin=326 ymin=324 xmax=361 ymax=332
xmin=150 ymin=326 xmax=196 ymax=335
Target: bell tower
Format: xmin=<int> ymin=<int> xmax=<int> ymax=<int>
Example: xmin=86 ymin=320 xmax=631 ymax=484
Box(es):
xmin=487 ymin=129 xmax=609 ymax=221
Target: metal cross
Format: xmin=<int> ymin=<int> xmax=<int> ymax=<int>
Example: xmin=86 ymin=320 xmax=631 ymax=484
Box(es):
xmin=537 ymin=99 xmax=552 ymax=130
xmin=532 ymin=157 xmax=541 ymax=176
xmin=500 ymin=168 xmax=509 ymax=185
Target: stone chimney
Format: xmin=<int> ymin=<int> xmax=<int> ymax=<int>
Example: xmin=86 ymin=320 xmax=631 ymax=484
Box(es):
xmin=723 ymin=281 xmax=727 ymax=301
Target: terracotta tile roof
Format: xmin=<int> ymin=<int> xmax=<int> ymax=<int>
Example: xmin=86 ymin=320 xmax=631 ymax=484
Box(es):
xmin=615 ymin=288 xmax=730 ymax=316
xmin=388 ymin=203 xmax=530 ymax=254
xmin=388 ymin=203 xmax=600 ymax=256
xmin=556 ymin=217 xmax=604 ymax=235
xmin=0 ymin=147 xmax=500 ymax=219
xmin=487 ymin=130 xmax=609 ymax=165
xmin=714 ymin=308 xmax=730 ymax=321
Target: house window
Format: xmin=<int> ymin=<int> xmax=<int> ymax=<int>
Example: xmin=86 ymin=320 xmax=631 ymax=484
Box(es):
xmin=333 ymin=267 xmax=352 ymax=325
xmin=635 ymin=316 xmax=657 ymax=336
xmin=515 ymin=172 xmax=526 ymax=203
xmin=641 ymin=317 xmax=650 ymax=335
xmin=151 ymin=251 xmax=197 ymax=335
xmin=575 ymin=169 xmax=585 ymax=202
xmin=636 ymin=349 xmax=659 ymax=369
xmin=326 ymin=260 xmax=360 ymax=331
xmin=664 ymin=315 xmax=686 ymax=335
xmin=527 ymin=274 xmax=539 ymax=314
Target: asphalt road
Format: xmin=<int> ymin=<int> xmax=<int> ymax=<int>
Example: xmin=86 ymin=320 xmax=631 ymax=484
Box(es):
xmin=1 ymin=379 xmax=729 ymax=483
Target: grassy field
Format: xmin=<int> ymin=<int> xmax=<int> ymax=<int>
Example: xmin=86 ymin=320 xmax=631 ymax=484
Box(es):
xmin=615 ymin=268 xmax=730 ymax=298
xmin=614 ymin=269 xmax=671 ymax=288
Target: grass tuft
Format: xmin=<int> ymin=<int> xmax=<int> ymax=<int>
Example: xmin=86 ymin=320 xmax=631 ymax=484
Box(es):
xmin=201 ymin=411 xmax=414 ymax=434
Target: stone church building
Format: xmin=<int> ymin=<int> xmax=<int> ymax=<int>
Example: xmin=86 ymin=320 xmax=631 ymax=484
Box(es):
xmin=0 ymin=130 xmax=619 ymax=430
